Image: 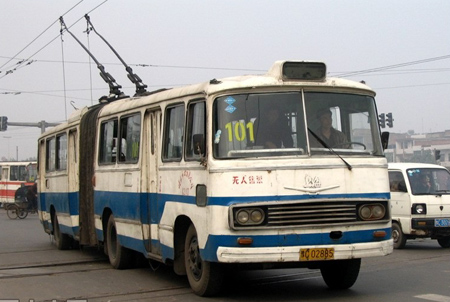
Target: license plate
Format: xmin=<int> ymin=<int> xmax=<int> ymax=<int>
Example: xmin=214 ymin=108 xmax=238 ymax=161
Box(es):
xmin=435 ymin=218 xmax=450 ymax=227
xmin=300 ymin=248 xmax=334 ymax=261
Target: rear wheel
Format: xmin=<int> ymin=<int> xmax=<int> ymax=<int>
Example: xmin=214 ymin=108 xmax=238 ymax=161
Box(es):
xmin=53 ymin=213 xmax=72 ymax=250
xmin=185 ymin=224 xmax=224 ymax=296
xmin=106 ymin=214 xmax=133 ymax=269
xmin=320 ymin=258 xmax=361 ymax=289
xmin=6 ymin=205 xmax=18 ymax=219
xmin=437 ymin=237 xmax=450 ymax=248
xmin=392 ymin=222 xmax=407 ymax=249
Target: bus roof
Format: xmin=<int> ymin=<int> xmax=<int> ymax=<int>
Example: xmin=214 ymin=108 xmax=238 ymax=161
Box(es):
xmin=40 ymin=60 xmax=375 ymax=138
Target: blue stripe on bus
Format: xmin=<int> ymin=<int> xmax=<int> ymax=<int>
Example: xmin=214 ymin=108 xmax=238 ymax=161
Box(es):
xmin=40 ymin=190 xmax=390 ymax=262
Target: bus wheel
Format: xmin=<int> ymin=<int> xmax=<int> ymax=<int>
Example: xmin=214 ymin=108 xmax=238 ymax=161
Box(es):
xmin=392 ymin=222 xmax=406 ymax=249
xmin=6 ymin=205 xmax=18 ymax=219
xmin=184 ymin=224 xmax=223 ymax=296
xmin=53 ymin=213 xmax=72 ymax=250
xmin=437 ymin=237 xmax=450 ymax=248
xmin=106 ymin=215 xmax=132 ymax=269
xmin=320 ymin=258 xmax=361 ymax=289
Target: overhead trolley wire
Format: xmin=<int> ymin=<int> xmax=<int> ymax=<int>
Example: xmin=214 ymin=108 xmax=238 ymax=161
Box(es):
xmin=334 ymin=54 xmax=450 ymax=78
xmin=0 ymin=0 xmax=109 ymax=80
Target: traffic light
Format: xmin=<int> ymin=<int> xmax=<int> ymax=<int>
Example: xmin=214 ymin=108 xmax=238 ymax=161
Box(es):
xmin=0 ymin=116 xmax=7 ymax=131
xmin=378 ymin=113 xmax=385 ymax=128
xmin=386 ymin=112 xmax=393 ymax=128
xmin=435 ymin=150 xmax=441 ymax=160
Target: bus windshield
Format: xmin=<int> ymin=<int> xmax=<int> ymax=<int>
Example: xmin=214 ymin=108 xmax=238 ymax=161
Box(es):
xmin=213 ymin=91 xmax=383 ymax=158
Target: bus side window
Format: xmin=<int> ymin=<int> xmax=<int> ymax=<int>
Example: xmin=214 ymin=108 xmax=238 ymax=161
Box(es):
xmin=163 ymin=104 xmax=185 ymax=161
xmin=46 ymin=138 xmax=56 ymax=172
xmin=186 ymin=101 xmax=205 ymax=159
xmin=119 ymin=113 xmax=141 ymax=163
xmin=99 ymin=119 xmax=118 ymax=164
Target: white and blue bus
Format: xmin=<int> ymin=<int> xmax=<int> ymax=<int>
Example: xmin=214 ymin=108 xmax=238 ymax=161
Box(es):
xmin=38 ymin=61 xmax=393 ymax=296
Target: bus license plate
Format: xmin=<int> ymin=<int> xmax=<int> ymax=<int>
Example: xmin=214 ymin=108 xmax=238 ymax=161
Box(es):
xmin=435 ymin=218 xmax=450 ymax=227
xmin=300 ymin=248 xmax=334 ymax=261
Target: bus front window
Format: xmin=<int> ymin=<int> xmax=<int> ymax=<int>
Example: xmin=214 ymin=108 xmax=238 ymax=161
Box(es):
xmin=213 ymin=91 xmax=383 ymax=159
xmin=305 ymin=92 xmax=383 ymax=156
xmin=213 ymin=92 xmax=306 ymax=158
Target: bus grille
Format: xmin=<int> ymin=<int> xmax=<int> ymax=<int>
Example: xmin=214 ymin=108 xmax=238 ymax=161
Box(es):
xmin=266 ymin=202 xmax=357 ymax=227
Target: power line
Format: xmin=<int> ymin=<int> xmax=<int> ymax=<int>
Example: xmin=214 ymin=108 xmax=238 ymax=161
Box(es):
xmin=334 ymin=54 xmax=450 ymax=78
xmin=0 ymin=0 xmax=85 ymax=72
xmin=0 ymin=0 xmax=109 ymax=80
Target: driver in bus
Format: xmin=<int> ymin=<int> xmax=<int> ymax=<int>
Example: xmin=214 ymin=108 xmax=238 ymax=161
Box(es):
xmin=254 ymin=106 xmax=293 ymax=149
xmin=310 ymin=108 xmax=349 ymax=148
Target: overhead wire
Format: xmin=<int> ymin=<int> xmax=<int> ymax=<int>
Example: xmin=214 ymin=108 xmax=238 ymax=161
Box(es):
xmin=334 ymin=54 xmax=450 ymax=78
xmin=0 ymin=0 xmax=109 ymax=80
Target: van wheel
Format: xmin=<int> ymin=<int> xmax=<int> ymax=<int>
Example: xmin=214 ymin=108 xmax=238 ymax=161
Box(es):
xmin=437 ymin=237 xmax=450 ymax=248
xmin=392 ymin=222 xmax=406 ymax=249
xmin=185 ymin=224 xmax=223 ymax=296
xmin=320 ymin=258 xmax=361 ymax=289
xmin=106 ymin=214 xmax=132 ymax=269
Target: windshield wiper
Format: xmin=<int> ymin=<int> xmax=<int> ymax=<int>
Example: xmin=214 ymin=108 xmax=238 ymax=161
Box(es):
xmin=308 ymin=128 xmax=352 ymax=171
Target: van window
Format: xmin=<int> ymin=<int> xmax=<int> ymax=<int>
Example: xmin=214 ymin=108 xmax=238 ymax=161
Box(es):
xmin=407 ymin=168 xmax=450 ymax=195
xmin=388 ymin=171 xmax=407 ymax=192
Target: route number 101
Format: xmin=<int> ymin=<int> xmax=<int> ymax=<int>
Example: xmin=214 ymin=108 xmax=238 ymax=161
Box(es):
xmin=225 ymin=121 xmax=255 ymax=142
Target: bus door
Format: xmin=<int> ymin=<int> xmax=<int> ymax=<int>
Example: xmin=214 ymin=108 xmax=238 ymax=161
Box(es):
xmin=68 ymin=129 xmax=79 ymax=236
xmin=143 ymin=109 xmax=161 ymax=253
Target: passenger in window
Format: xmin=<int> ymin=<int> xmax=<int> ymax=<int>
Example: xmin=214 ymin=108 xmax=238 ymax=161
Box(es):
xmin=414 ymin=174 xmax=432 ymax=194
xmin=310 ymin=108 xmax=348 ymax=148
xmin=254 ymin=107 xmax=293 ymax=149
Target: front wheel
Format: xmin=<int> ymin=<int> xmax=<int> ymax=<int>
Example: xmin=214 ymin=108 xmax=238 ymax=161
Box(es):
xmin=18 ymin=208 xmax=28 ymax=219
xmin=392 ymin=222 xmax=407 ymax=249
xmin=185 ymin=224 xmax=224 ymax=296
xmin=437 ymin=237 xmax=450 ymax=248
xmin=320 ymin=258 xmax=361 ymax=289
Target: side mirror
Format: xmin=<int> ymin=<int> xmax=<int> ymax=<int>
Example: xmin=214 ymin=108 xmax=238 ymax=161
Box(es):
xmin=193 ymin=134 xmax=205 ymax=155
xmin=381 ymin=131 xmax=389 ymax=150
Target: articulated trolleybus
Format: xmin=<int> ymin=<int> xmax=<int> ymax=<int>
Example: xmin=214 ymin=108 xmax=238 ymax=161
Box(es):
xmin=38 ymin=61 xmax=393 ymax=296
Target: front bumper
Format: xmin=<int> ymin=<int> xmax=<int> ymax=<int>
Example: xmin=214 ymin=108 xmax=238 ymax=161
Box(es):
xmin=217 ymin=239 xmax=393 ymax=263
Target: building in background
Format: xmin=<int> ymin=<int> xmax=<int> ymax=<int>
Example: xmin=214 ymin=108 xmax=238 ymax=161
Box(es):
xmin=385 ymin=130 xmax=450 ymax=170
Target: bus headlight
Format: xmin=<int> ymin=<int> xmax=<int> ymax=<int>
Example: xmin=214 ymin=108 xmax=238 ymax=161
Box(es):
xmin=236 ymin=209 xmax=250 ymax=224
xmin=235 ymin=208 xmax=265 ymax=226
xmin=358 ymin=203 xmax=386 ymax=221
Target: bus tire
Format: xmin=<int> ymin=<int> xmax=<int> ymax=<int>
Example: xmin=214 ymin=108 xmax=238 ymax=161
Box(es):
xmin=437 ymin=237 xmax=450 ymax=248
xmin=53 ymin=213 xmax=72 ymax=250
xmin=106 ymin=214 xmax=132 ymax=269
xmin=184 ymin=224 xmax=223 ymax=296
xmin=392 ymin=222 xmax=406 ymax=249
xmin=320 ymin=258 xmax=361 ymax=290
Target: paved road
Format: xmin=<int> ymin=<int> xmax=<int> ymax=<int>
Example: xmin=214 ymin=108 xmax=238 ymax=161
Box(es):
xmin=1 ymin=210 xmax=450 ymax=302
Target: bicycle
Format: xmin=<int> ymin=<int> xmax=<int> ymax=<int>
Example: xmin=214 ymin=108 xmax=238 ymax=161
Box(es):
xmin=6 ymin=200 xmax=37 ymax=220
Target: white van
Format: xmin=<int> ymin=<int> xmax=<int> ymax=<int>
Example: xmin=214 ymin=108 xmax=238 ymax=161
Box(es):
xmin=388 ymin=163 xmax=450 ymax=248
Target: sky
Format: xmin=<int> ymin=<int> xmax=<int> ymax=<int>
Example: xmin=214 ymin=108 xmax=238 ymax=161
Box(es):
xmin=1 ymin=0 xmax=449 ymax=160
